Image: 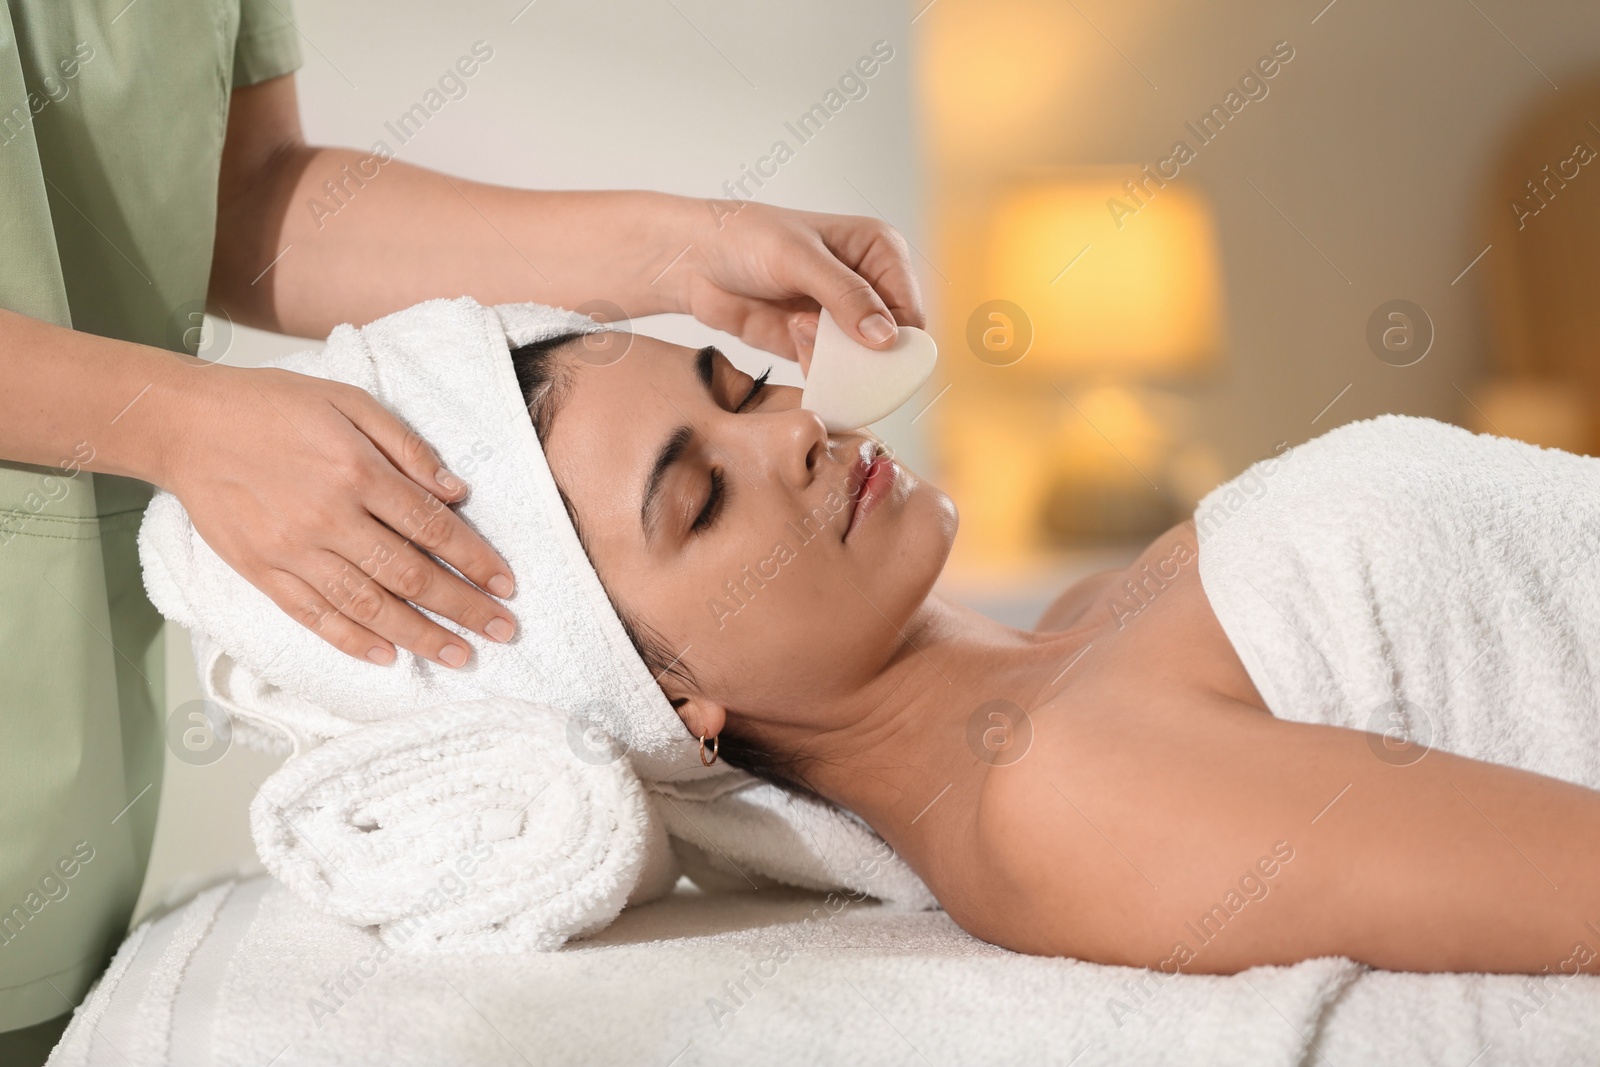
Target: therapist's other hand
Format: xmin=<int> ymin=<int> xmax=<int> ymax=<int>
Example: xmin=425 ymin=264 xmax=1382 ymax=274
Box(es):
xmin=160 ymin=365 xmax=517 ymax=667
xmin=681 ymin=200 xmax=926 ymax=371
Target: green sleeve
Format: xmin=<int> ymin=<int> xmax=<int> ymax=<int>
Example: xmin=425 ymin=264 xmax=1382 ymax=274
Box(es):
xmin=232 ymin=0 xmax=303 ymax=87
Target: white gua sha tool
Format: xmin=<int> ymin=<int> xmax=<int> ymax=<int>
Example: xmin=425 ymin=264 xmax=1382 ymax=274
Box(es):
xmin=799 ymin=308 xmax=938 ymax=431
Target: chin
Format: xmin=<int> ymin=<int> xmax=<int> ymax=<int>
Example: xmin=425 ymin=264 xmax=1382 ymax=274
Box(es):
xmin=908 ymin=467 xmax=959 ymax=543
xmin=886 ymin=480 xmax=959 ymax=602
xmin=928 ymin=489 xmax=959 ymax=569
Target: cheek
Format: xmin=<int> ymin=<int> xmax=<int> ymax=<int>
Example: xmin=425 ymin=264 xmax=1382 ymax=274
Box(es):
xmin=631 ymin=538 xmax=858 ymax=707
xmin=675 ymin=542 xmax=834 ymax=680
xmin=631 ymin=480 xmax=957 ymax=706
xmin=696 ymin=495 xmax=955 ymax=690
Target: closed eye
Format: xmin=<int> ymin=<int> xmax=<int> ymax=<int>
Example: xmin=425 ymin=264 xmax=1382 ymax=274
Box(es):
xmin=690 ymin=368 xmax=772 ymax=534
xmin=692 ymin=468 xmax=724 ymax=533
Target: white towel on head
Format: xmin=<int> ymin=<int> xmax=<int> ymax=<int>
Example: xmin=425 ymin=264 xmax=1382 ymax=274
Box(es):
xmin=140 ymin=298 xmax=678 ymax=767
xmin=137 ymin=295 xmax=934 ymax=926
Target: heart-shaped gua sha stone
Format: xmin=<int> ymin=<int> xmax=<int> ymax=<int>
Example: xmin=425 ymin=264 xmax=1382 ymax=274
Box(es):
xmin=799 ymin=308 xmax=939 ymax=431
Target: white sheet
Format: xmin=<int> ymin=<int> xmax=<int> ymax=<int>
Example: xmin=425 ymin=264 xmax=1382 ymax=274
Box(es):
xmin=46 ymin=874 xmax=1600 ymax=1066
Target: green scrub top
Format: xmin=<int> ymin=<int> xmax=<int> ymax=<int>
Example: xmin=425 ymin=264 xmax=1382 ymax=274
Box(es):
xmin=0 ymin=0 xmax=300 ymax=1033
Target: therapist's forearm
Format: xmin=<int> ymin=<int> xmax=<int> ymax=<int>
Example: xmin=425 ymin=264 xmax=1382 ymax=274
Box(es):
xmin=211 ymin=142 xmax=701 ymax=339
xmin=0 ymin=307 xmax=196 ymax=484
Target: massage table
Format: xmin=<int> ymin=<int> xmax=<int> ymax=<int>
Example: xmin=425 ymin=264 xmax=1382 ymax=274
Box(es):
xmin=47 ymin=873 xmax=1600 ymax=1065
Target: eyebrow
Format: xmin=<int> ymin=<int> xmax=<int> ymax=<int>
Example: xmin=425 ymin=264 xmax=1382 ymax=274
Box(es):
xmin=640 ymin=346 xmax=720 ymax=541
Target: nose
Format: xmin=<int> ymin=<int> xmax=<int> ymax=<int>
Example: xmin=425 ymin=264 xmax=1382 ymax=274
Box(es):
xmin=767 ymin=406 xmax=831 ymax=491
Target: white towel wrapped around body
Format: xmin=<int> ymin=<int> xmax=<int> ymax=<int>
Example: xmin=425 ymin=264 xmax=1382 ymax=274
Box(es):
xmin=1190 ymin=414 xmax=1600 ymax=1038
xmin=249 ymin=697 xmax=676 ymax=953
xmin=1196 ymin=412 xmax=1600 ymax=788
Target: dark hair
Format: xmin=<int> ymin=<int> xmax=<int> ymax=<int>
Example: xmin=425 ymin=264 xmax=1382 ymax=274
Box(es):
xmin=509 ymin=333 xmax=818 ymax=798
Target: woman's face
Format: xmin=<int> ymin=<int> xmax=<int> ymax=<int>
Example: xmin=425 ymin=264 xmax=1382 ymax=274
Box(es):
xmin=540 ymin=333 xmax=958 ymax=735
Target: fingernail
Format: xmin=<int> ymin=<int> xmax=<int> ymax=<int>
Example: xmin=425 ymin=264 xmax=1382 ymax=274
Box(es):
xmin=486 ymin=617 xmax=515 ymax=642
xmin=367 ymin=646 xmax=394 ymax=665
xmin=435 ymin=466 xmax=467 ymax=495
xmin=796 ymin=318 xmax=817 ymax=345
xmin=859 ymin=313 xmax=895 ymax=345
xmin=488 ymin=573 xmax=514 ymax=597
xmin=439 ymin=644 xmax=468 ymax=668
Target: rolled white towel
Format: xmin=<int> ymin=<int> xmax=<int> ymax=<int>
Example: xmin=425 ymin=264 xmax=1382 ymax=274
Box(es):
xmin=249 ymin=696 xmax=677 ymax=953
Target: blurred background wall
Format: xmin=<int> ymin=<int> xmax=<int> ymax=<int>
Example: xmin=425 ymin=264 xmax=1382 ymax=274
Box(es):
xmin=138 ymin=0 xmax=1600 ymax=921
xmin=918 ymin=0 xmax=1600 ymax=578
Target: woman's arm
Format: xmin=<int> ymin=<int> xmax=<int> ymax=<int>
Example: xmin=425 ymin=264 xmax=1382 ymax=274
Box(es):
xmin=0 ymin=308 xmax=183 ymax=482
xmin=973 ymin=692 xmax=1600 ymax=976
xmin=209 ymin=75 xmax=923 ymax=358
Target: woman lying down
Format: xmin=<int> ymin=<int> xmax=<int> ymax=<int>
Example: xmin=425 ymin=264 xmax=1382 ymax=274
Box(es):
xmin=510 ymin=326 xmax=1600 ymax=979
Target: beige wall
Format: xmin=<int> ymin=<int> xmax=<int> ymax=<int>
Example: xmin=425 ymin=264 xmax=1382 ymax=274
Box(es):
xmin=921 ymin=0 xmax=1600 ymax=485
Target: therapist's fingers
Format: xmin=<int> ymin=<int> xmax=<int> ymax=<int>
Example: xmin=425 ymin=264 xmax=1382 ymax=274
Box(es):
xmin=253 ymin=539 xmax=477 ymax=669
xmin=314 ymin=531 xmax=491 ymax=668
xmin=788 ymin=314 xmax=818 ymax=375
xmin=258 ymin=566 xmax=394 ymax=665
xmin=330 ymin=384 xmax=516 ymax=599
xmin=681 ymin=202 xmax=923 ymax=361
xmin=797 ymin=212 xmax=927 ymax=346
xmin=162 ymin=365 xmax=517 ymax=668
xmin=339 ymin=486 xmax=521 ymax=651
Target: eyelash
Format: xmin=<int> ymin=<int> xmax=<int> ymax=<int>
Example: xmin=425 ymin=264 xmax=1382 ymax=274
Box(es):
xmin=740 ymin=368 xmax=772 ymax=409
xmin=691 ymin=369 xmax=772 ymax=534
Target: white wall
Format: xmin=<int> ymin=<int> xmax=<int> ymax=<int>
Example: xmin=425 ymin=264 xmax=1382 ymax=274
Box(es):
xmin=136 ymin=0 xmax=921 ymax=922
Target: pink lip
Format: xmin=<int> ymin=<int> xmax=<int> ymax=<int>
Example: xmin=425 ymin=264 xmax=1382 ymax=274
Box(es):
xmin=843 ymin=443 xmax=896 ymax=542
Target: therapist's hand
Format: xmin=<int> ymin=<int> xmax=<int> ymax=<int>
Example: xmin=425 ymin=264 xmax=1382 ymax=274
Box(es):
xmin=678 ymin=200 xmax=927 ymax=371
xmin=159 ymin=364 xmax=518 ymax=667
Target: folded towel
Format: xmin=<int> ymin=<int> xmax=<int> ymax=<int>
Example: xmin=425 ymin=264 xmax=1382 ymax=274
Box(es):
xmin=137 ymin=296 xmax=933 ymax=930
xmin=250 ymin=696 xmax=677 ymax=952
xmin=1195 ymin=412 xmax=1600 ymax=790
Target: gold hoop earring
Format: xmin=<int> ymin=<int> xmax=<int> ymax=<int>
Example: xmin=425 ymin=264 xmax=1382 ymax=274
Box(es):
xmin=699 ymin=732 xmax=720 ymax=767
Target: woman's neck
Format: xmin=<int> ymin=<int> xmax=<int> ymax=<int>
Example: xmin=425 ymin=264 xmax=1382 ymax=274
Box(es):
xmin=750 ymin=594 xmax=1096 ymax=855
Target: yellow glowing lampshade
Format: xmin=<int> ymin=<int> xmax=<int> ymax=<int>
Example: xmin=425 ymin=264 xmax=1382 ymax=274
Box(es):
xmin=984 ymin=172 xmax=1225 ymax=378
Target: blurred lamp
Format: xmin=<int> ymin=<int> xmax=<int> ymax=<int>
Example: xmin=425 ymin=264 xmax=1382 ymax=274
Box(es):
xmin=979 ymin=171 xmax=1227 ymax=546
xmin=984 ymin=172 xmax=1224 ymax=380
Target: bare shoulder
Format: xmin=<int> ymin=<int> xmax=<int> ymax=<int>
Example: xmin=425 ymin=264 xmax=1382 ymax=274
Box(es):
xmin=1033 ymin=568 xmax=1122 ymax=632
xmin=1032 ymin=521 xmax=1200 ymax=633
